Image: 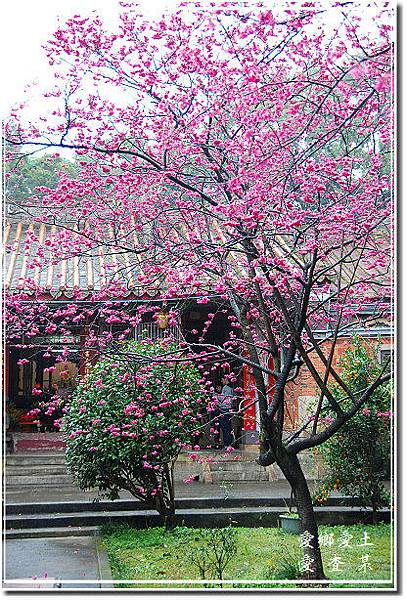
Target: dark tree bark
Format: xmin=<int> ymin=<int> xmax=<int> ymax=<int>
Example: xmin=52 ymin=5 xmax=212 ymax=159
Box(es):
xmin=260 ymin=433 xmax=327 ymax=579
xmin=155 ymin=461 xmax=176 ymax=529
xmin=278 ymin=451 xmax=326 ymax=580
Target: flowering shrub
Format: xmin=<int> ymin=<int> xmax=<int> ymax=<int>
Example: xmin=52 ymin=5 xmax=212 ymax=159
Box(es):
xmin=317 ymin=337 xmax=392 ymax=520
xmin=28 ymin=387 xmax=66 ymax=431
xmin=63 ymin=340 xmax=205 ymax=520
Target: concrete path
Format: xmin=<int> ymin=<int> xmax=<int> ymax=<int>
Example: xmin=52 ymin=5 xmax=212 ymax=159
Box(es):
xmin=6 ymin=480 xmax=294 ymax=504
xmin=6 ymin=479 xmax=374 ymax=506
xmin=3 ymin=535 xmax=112 ymax=589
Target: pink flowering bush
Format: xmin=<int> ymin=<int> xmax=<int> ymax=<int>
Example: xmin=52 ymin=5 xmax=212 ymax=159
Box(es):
xmin=63 ymin=339 xmax=205 ymax=521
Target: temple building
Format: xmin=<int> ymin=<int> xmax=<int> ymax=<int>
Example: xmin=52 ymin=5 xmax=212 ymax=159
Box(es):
xmin=4 ymin=218 xmax=393 ymax=452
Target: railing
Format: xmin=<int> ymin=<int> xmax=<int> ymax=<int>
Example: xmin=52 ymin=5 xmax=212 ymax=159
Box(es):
xmin=134 ymin=322 xmax=183 ymax=344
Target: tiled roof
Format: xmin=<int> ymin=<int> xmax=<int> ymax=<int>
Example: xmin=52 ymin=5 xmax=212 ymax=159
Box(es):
xmin=4 ymin=219 xmax=392 ymax=300
xmin=3 ymin=220 xmax=156 ymax=299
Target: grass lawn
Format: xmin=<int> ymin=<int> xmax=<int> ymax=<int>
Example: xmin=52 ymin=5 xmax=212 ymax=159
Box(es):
xmin=101 ymin=522 xmax=394 ymax=590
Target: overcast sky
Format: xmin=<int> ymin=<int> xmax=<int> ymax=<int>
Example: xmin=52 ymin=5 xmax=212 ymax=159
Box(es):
xmin=0 ymin=0 xmax=176 ymax=117
xmin=0 ymin=0 xmax=397 ymax=119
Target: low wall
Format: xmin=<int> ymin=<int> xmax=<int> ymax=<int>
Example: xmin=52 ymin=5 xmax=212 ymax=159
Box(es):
xmin=8 ymin=433 xmax=327 ymax=483
xmin=11 ymin=433 xmax=66 ymax=453
xmin=174 ymin=448 xmax=327 ymax=483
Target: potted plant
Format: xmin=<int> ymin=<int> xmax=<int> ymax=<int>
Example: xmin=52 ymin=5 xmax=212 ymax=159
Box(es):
xmin=5 ymin=403 xmax=26 ymax=431
xmin=279 ymin=491 xmax=302 ymax=534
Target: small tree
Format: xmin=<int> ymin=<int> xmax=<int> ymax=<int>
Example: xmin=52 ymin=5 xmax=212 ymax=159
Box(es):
xmin=190 ymin=525 xmax=238 ymax=586
xmin=63 ymin=339 xmax=205 ymax=523
xmin=317 ymin=337 xmax=392 ymax=523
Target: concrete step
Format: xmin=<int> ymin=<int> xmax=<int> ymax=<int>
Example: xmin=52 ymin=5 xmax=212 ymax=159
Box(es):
xmin=177 ymin=451 xmax=261 ymax=463
xmin=5 ymin=475 xmax=261 ymax=486
xmin=6 ymin=473 xmax=205 ymax=487
xmin=6 ymin=509 xmax=166 ymax=530
xmin=6 ymin=484 xmax=88 ymax=493
xmin=4 ymin=498 xmax=283 ymax=517
xmin=5 ymin=494 xmax=365 ymax=516
xmin=5 ymin=463 xmax=266 ymax=486
xmin=211 ymin=472 xmax=268 ymax=482
xmin=6 ymin=451 xmax=257 ymax=465
xmin=209 ymin=460 xmax=264 ymax=470
xmin=6 ymin=454 xmax=67 ymax=466
xmin=5 ymin=526 xmax=98 ymax=540
xmin=205 ymin=459 xmax=270 ymax=482
xmin=6 ymin=466 xmax=69 ymax=476
xmin=5 ymin=505 xmax=391 ymax=531
xmin=6 ymin=475 xmax=75 ymax=486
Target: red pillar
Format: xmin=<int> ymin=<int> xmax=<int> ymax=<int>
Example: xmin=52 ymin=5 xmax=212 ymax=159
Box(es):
xmin=242 ymin=364 xmax=257 ymax=431
xmin=243 ymin=355 xmax=276 ymax=431
xmin=4 ymin=344 xmax=9 ymax=396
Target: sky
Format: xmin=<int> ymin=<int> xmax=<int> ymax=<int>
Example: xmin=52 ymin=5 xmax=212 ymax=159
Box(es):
xmin=1 ymin=0 xmax=397 ymax=119
xmin=0 ymin=0 xmax=175 ymax=118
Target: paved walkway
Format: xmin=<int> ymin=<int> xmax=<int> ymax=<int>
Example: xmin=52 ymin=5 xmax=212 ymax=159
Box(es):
xmin=6 ymin=480 xmax=297 ymax=504
xmin=3 ymin=535 xmax=112 ymax=589
xmin=3 ymin=480 xmax=298 ymax=589
xmin=4 ymin=479 xmax=392 ymax=589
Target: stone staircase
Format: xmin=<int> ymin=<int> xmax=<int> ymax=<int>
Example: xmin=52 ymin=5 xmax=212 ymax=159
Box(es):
xmin=176 ymin=450 xmax=326 ymax=483
xmin=4 ymin=453 xmax=391 ymax=538
xmin=5 ymin=451 xmax=276 ymax=492
xmin=6 ymin=429 xmax=326 ymax=485
xmin=175 ymin=450 xmax=275 ymax=484
xmin=204 ymin=456 xmax=270 ymax=483
xmin=6 ymin=454 xmax=74 ymax=488
xmin=5 ymin=495 xmax=389 ymax=540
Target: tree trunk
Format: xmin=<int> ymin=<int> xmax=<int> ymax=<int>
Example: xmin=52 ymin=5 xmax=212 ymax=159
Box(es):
xmin=371 ymin=489 xmax=379 ymax=525
xmin=155 ymin=462 xmax=176 ymax=529
xmin=372 ymin=507 xmax=378 ymax=525
xmin=277 ymin=451 xmax=327 ymax=581
xmin=155 ymin=488 xmax=176 ymax=528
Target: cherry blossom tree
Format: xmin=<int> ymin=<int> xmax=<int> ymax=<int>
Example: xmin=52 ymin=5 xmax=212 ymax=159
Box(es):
xmin=5 ymin=0 xmax=394 ymax=580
